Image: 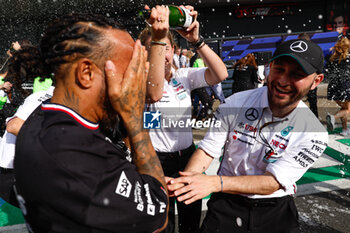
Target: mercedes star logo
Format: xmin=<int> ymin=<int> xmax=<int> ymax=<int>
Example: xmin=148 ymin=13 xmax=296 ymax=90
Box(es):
xmin=290 ymin=40 xmax=308 ymax=53
xmin=245 ymin=108 xmax=259 ymax=121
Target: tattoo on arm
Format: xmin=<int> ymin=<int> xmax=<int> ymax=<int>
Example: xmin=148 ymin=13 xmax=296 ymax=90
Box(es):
xmin=131 ymin=135 xmax=166 ymax=187
xmin=158 ymin=47 xmax=165 ymax=57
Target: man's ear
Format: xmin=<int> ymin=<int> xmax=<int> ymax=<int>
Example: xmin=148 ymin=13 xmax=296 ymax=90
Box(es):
xmin=310 ymin=73 xmax=324 ymax=90
xmin=76 ymin=58 xmax=95 ymax=88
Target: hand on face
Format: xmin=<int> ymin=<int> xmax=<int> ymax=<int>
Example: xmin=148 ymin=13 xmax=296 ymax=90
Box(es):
xmin=175 ymin=5 xmax=200 ymax=43
xmin=148 ymin=5 xmax=170 ymax=41
xmin=104 ymin=40 xmax=149 ymax=129
xmin=167 ymin=171 xmax=219 ymax=205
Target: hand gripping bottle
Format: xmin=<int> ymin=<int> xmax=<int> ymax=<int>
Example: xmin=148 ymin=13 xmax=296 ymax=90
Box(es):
xmin=140 ymin=5 xmax=194 ymax=29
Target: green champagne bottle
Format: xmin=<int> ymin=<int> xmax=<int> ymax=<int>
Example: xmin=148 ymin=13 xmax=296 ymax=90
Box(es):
xmin=168 ymin=5 xmax=193 ymax=29
xmin=139 ymin=5 xmax=194 ymax=29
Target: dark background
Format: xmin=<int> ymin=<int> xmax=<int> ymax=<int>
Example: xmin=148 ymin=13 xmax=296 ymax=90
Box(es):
xmin=0 ymin=0 xmax=348 ymax=64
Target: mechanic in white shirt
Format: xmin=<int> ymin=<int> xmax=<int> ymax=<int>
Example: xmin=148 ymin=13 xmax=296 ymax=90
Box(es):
xmin=139 ymin=5 xmax=228 ymax=233
xmin=0 ymin=86 xmax=54 ymax=206
xmin=168 ymin=39 xmax=328 ymax=233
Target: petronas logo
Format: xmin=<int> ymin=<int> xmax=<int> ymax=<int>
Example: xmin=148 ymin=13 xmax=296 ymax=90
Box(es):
xmin=281 ymin=126 xmax=294 ymax=137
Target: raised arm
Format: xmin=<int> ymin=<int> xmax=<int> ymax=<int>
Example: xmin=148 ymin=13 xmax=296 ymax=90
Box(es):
xmin=176 ymin=5 xmax=228 ymax=85
xmin=144 ymin=5 xmax=169 ymax=103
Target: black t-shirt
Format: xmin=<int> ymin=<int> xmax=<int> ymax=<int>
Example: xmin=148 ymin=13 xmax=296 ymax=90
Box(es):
xmin=14 ymin=102 xmax=167 ymax=233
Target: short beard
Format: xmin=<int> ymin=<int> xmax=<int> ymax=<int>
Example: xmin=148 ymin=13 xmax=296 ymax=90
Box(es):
xmin=268 ymin=80 xmax=314 ymax=110
xmin=99 ymin=88 xmax=127 ymax=142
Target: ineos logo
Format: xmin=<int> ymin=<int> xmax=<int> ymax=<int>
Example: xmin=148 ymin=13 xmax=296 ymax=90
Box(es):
xmin=245 ymin=108 xmax=259 ymax=121
xmin=290 ymin=41 xmax=308 ymax=53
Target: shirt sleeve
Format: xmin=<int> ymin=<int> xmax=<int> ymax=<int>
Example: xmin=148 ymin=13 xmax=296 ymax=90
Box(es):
xmin=266 ymin=132 xmax=328 ymax=193
xmin=198 ymin=102 xmax=232 ymax=158
xmin=12 ymin=93 xmax=43 ymax=121
xmin=177 ymin=67 xmax=208 ymax=91
xmin=0 ymin=131 xmax=16 ymax=168
xmin=86 ymin=169 xmax=168 ymax=233
xmin=9 ymin=89 xmax=53 ymax=122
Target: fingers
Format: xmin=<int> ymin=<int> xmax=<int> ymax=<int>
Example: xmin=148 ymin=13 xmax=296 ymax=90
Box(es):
xmin=182 ymin=5 xmax=197 ymax=20
xmin=167 ymin=182 xmax=185 ymax=192
xmin=186 ymin=20 xmax=199 ymax=33
xmin=105 ymin=60 xmax=122 ymax=102
xmin=148 ymin=7 xmax=157 ymax=25
xmin=165 ymin=176 xmax=173 ymax=184
xmin=4 ymin=82 xmax=12 ymax=88
xmin=177 ymin=189 xmax=199 ymax=204
xmin=3 ymin=85 xmax=12 ymax=92
xmin=123 ymin=40 xmax=142 ymax=88
xmin=174 ymin=182 xmax=193 ymax=197
xmin=12 ymin=41 xmax=21 ymax=51
xmin=181 ymin=194 xmax=201 ymax=205
xmin=155 ymin=5 xmax=169 ymax=24
xmin=169 ymin=175 xmax=191 ymax=185
xmin=175 ymin=186 xmax=202 ymax=205
xmin=105 ymin=40 xmax=145 ymax=105
xmin=149 ymin=5 xmax=169 ymax=25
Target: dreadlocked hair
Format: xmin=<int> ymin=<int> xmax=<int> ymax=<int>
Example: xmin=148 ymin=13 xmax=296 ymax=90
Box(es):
xmin=40 ymin=13 xmax=122 ymax=76
xmin=5 ymin=45 xmax=44 ymax=98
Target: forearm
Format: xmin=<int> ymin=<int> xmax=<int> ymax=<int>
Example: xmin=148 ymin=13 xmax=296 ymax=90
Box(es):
xmin=127 ymin=124 xmax=166 ymax=190
xmin=6 ymin=117 xmax=24 ymax=136
xmin=184 ymin=148 xmax=213 ymax=174
xmin=198 ymin=44 xmax=228 ymax=85
xmin=146 ymin=43 xmax=166 ymax=103
xmin=221 ymin=172 xmax=282 ymax=195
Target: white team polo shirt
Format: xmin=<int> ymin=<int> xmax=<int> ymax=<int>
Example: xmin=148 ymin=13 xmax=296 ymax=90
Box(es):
xmin=198 ymin=86 xmax=328 ymax=198
xmin=148 ymin=67 xmax=207 ymax=152
xmin=0 ymin=86 xmax=55 ymax=168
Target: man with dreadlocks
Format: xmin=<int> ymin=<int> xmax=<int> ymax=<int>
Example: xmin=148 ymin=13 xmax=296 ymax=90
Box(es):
xmin=14 ymin=13 xmax=168 ymax=233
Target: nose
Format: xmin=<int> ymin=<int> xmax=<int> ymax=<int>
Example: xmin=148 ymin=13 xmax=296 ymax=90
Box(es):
xmin=277 ymin=72 xmax=290 ymax=87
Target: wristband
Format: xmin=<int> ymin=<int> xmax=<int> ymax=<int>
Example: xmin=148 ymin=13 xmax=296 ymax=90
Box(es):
xmin=219 ymin=175 xmax=223 ymax=192
xmin=151 ymin=41 xmax=167 ymax=46
xmin=190 ymin=35 xmax=205 ymax=50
